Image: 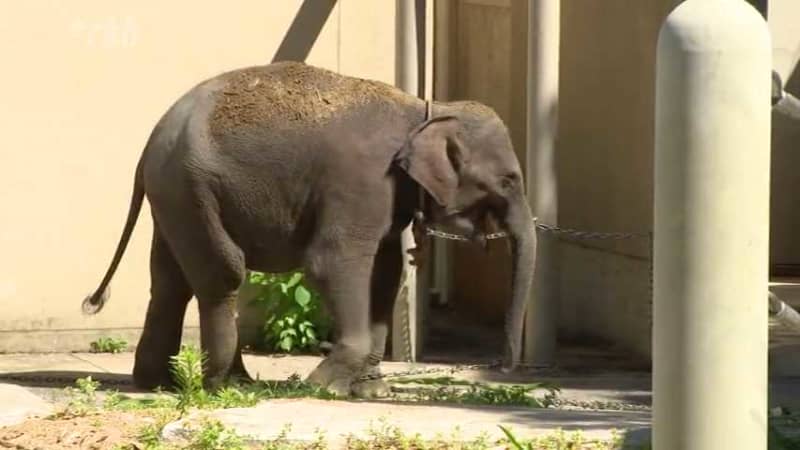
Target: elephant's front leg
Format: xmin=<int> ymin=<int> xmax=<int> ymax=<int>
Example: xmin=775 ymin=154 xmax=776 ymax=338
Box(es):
xmin=352 ymin=236 xmax=403 ymax=398
xmin=305 ymin=244 xmax=377 ymax=396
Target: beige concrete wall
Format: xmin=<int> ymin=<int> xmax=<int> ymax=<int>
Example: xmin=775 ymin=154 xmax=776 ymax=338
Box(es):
xmin=768 ymin=1 xmax=800 ymax=273
xmin=440 ymin=0 xmax=530 ymax=324
xmin=0 ymin=0 xmax=395 ymax=352
xmin=556 ymin=0 xmax=799 ymax=359
xmin=556 ymin=0 xmax=677 ymax=360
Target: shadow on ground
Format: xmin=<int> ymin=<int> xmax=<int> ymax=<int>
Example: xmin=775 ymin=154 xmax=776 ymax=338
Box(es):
xmin=0 ymin=371 xmax=139 ymax=393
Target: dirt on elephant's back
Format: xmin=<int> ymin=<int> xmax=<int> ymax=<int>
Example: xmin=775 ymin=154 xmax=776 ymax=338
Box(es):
xmin=209 ymin=61 xmax=413 ymax=137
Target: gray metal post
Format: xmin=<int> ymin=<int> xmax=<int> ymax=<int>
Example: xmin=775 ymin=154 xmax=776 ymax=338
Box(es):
xmin=654 ymin=1 xmax=771 ymax=448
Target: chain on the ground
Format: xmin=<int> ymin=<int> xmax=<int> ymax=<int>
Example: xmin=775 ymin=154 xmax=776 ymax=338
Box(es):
xmin=356 ymin=360 xmax=502 ymax=382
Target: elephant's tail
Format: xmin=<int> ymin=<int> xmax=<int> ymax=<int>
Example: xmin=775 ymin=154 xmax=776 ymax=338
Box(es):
xmin=82 ymin=159 xmax=145 ymax=315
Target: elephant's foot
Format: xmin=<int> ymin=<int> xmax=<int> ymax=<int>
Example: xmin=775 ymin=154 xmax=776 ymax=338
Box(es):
xmin=307 ymin=358 xmax=392 ymax=399
xmin=132 ymin=363 xmax=175 ymax=391
xmin=228 ymin=352 xmax=254 ymax=384
xmin=203 ymin=359 xmax=250 ymax=391
xmin=350 ymin=365 xmax=392 ymax=398
xmin=306 ymin=348 xmax=371 ymax=397
xmin=306 ymin=360 xmax=359 ymax=397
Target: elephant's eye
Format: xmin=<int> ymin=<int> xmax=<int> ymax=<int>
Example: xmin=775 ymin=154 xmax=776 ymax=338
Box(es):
xmin=500 ymin=174 xmax=517 ymax=191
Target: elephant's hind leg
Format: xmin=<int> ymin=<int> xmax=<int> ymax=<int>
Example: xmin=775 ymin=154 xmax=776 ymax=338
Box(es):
xmin=153 ymin=199 xmax=250 ymax=390
xmin=133 ymin=227 xmax=193 ymax=390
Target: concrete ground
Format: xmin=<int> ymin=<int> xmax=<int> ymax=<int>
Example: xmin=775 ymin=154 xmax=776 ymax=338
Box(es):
xmin=162 ymin=399 xmax=650 ymax=447
xmin=0 ymin=280 xmax=798 ymax=446
xmin=0 ymin=348 xmax=797 ymax=447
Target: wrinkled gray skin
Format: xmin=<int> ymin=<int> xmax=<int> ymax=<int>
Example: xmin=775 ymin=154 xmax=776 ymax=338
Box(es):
xmin=82 ymin=62 xmax=536 ymax=397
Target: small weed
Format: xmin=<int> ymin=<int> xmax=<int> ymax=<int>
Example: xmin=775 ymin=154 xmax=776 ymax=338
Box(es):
xmin=134 ymin=409 xmax=179 ymax=450
xmin=185 ymin=417 xmax=247 ymax=450
xmin=500 ymin=425 xmax=624 ymax=450
xmin=90 ymin=336 xmax=129 ymax=353
xmin=103 ymin=390 xmax=124 ymax=409
xmin=212 ymin=385 xmax=260 ymax=409
xmin=344 ymin=418 xmax=493 ymax=450
xmin=308 ymin=428 xmax=328 ymax=450
xmin=346 ymin=419 xmax=425 ymax=449
xmin=53 ymin=376 xmax=102 ymax=417
xmin=137 ymin=422 xmax=165 ymax=449
xmin=261 ymin=423 xmax=296 ymax=450
xmin=170 ymin=344 xmax=208 ymax=413
xmin=247 ymin=374 xmax=336 ymax=401
xmin=76 ymin=375 xmax=101 ymax=397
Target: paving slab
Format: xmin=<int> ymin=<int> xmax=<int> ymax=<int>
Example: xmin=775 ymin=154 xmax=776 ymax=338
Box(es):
xmin=0 ymin=353 xmax=99 ymax=373
xmin=0 ymin=383 xmax=53 ymax=426
xmin=162 ymin=398 xmax=650 ymax=448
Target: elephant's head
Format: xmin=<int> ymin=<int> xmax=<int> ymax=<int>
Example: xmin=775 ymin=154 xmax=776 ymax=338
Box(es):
xmin=395 ymin=101 xmax=536 ymax=371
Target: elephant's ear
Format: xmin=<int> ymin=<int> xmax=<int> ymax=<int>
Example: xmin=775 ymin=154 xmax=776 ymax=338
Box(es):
xmin=395 ymin=116 xmax=468 ymax=208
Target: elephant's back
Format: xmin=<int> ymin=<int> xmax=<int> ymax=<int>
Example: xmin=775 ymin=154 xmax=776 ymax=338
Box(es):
xmin=206 ymin=62 xmax=414 ymax=139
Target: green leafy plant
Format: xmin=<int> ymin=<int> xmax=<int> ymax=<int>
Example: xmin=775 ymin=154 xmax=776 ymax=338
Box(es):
xmin=183 ymin=417 xmax=247 ymax=450
xmin=212 ymin=385 xmax=260 ymax=409
xmin=169 ymin=344 xmax=208 ymax=413
xmin=248 ymin=271 xmax=331 ymax=353
xmin=500 ymin=425 xmax=625 ymax=450
xmin=76 ymin=375 xmax=101 ymax=397
xmin=345 ymin=418 xmax=492 ymax=450
xmin=54 ymin=376 xmax=102 ymax=417
xmin=134 ymin=409 xmax=179 ymax=450
xmin=90 ymin=336 xmax=129 ymax=353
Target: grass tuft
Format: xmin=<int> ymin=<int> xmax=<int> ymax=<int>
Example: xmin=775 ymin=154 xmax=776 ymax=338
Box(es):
xmin=90 ymin=336 xmax=129 ymax=353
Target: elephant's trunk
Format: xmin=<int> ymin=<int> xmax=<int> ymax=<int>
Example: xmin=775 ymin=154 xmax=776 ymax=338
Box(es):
xmin=501 ymin=196 xmax=537 ymax=372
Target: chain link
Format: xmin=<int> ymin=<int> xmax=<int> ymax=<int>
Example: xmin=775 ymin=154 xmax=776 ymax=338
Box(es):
xmin=425 ymin=220 xmax=650 ymax=242
xmin=533 ymin=223 xmax=650 ymax=241
xmin=408 ymin=219 xmax=652 ymax=384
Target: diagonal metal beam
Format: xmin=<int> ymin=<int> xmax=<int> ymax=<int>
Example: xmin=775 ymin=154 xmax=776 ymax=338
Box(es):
xmin=272 ymin=0 xmax=338 ymax=63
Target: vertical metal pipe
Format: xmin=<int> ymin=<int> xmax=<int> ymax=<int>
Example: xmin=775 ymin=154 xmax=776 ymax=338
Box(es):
xmin=654 ymin=1 xmax=771 ymax=448
xmin=523 ymin=0 xmax=560 ymax=367
xmin=432 ymin=0 xmax=451 ymax=307
xmin=392 ymin=0 xmax=421 ymax=362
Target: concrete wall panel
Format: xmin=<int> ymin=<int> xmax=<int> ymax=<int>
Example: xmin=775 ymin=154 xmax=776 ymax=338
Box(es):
xmin=0 ymin=0 xmax=394 ymax=351
xmin=556 ymin=0 xmax=677 ymax=358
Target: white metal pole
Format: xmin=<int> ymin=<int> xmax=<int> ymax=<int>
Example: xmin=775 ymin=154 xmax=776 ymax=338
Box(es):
xmin=523 ymin=0 xmax=560 ymax=367
xmin=392 ymin=0 xmax=420 ymax=362
xmin=654 ymin=1 xmax=771 ymax=448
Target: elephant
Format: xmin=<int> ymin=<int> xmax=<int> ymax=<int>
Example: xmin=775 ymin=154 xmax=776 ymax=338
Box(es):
xmin=82 ymin=61 xmax=537 ymax=397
